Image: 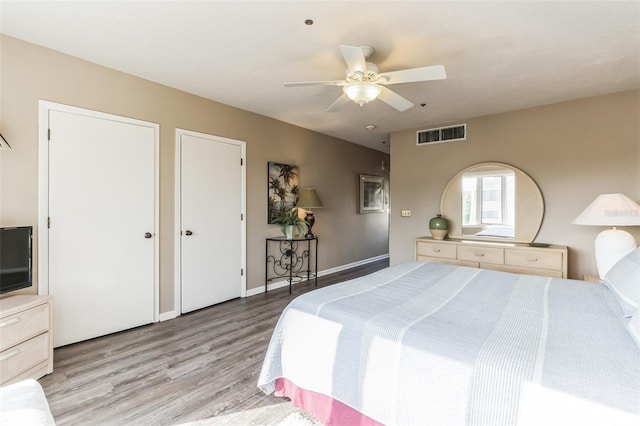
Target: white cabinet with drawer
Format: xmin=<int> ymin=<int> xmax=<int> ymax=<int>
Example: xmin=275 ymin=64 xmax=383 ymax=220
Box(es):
xmin=0 ymin=295 xmax=53 ymax=385
xmin=457 ymin=245 xmax=504 ymax=265
xmin=415 ymin=237 xmax=568 ymax=278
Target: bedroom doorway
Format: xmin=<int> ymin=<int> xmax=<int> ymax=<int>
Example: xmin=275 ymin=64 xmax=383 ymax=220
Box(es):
xmin=175 ymin=129 xmax=246 ymax=314
xmin=38 ymin=101 xmax=159 ymax=347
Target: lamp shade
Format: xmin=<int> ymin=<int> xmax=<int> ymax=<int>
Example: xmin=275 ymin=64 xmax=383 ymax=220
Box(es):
xmin=296 ymin=188 xmax=323 ymax=209
xmin=572 ymin=193 xmax=640 ymax=226
xmin=573 ymin=193 xmax=640 ymax=278
xmin=343 ymin=82 xmax=382 ymax=106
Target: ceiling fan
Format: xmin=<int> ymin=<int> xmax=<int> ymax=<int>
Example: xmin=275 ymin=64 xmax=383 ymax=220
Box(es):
xmin=284 ymin=44 xmax=446 ymax=112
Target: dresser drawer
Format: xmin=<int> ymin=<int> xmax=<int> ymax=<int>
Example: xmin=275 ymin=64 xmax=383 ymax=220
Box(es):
xmin=505 ymin=249 xmax=563 ymax=271
xmin=0 ymin=332 xmax=49 ymax=384
xmin=416 ymin=241 xmax=456 ymax=260
xmin=457 ymin=245 xmax=504 ymax=265
xmin=0 ymin=303 xmax=50 ymax=352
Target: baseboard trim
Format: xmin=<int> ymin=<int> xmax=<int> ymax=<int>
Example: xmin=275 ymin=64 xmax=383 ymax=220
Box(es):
xmin=245 ymin=278 xmax=290 ymax=297
xmin=316 ymin=253 xmax=389 ymax=278
xmin=165 ymin=254 xmax=390 ymax=312
xmin=245 ymin=253 xmax=389 ymax=297
xmin=159 ymin=310 xmax=178 ymax=322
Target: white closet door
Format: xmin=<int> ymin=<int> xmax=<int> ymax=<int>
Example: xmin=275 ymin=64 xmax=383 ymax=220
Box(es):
xmin=179 ymin=132 xmax=243 ymax=313
xmin=48 ymin=109 xmax=156 ymax=347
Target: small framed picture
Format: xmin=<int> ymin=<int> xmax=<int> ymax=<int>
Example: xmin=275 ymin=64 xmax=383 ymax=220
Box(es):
xmin=359 ymin=174 xmax=385 ymax=214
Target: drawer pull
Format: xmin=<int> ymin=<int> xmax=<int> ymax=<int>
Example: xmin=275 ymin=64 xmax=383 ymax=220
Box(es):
xmin=0 ymin=349 xmax=19 ymax=361
xmin=0 ymin=317 xmax=19 ymax=328
xmin=433 ymin=248 xmax=441 ymax=253
xmin=528 ymin=258 xmax=538 ymax=262
xmin=475 ymin=252 xmax=485 ymax=257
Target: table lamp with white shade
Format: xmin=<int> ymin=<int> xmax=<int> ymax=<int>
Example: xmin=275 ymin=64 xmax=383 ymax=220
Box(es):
xmin=296 ymin=188 xmax=324 ymax=238
xmin=573 ymin=193 xmax=640 ymax=279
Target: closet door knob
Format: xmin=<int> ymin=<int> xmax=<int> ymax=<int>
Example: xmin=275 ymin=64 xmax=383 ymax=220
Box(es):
xmin=185 ymin=230 xmax=193 ymax=236
xmin=144 ymin=232 xmax=153 ymax=239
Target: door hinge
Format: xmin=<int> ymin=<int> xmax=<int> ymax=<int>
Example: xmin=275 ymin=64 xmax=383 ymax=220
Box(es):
xmin=241 ymin=268 xmax=244 ymax=276
xmin=240 ymin=158 xmax=243 ymax=166
xmin=47 ymin=129 xmax=51 ymax=141
xmin=48 ymin=217 xmax=51 ymax=228
xmin=241 ymin=213 xmax=243 ymax=221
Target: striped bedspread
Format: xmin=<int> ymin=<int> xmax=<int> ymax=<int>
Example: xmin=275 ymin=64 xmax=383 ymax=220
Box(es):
xmin=258 ymin=262 xmax=640 ymax=425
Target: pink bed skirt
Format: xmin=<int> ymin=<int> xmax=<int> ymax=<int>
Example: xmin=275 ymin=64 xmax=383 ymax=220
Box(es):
xmin=274 ymin=378 xmax=383 ymax=426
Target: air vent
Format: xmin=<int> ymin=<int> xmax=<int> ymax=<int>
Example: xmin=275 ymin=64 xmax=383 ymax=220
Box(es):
xmin=417 ymin=124 xmax=466 ymax=145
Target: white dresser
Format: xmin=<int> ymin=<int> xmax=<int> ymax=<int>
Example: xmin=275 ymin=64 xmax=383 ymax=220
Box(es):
xmin=0 ymin=295 xmax=54 ymax=385
xmin=415 ymin=237 xmax=568 ymax=278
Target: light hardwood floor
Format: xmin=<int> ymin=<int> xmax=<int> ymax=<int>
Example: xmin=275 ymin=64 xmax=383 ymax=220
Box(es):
xmin=39 ymin=259 xmax=389 ymax=425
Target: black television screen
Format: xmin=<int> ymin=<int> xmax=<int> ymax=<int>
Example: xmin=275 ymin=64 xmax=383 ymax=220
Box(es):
xmin=0 ymin=226 xmax=33 ymax=294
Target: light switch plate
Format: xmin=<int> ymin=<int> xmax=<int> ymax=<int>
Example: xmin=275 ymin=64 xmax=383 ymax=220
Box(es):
xmin=401 ymin=209 xmax=411 ymax=217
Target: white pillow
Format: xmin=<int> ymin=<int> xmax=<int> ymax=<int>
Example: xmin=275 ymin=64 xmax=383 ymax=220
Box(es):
xmin=603 ymin=247 xmax=640 ymax=317
xmin=0 ymin=379 xmax=55 ymax=425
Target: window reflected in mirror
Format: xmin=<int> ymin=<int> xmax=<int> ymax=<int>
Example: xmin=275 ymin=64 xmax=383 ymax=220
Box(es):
xmin=462 ymin=169 xmax=515 ymax=238
xmin=440 ymin=162 xmax=543 ymax=243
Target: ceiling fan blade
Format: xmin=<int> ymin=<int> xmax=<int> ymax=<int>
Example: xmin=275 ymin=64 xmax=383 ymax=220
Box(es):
xmin=378 ymin=65 xmax=446 ymax=85
xmin=326 ymin=94 xmax=351 ymax=112
xmin=377 ymin=86 xmax=414 ymax=111
xmin=284 ymin=80 xmax=344 ymax=87
xmin=339 ymin=45 xmax=367 ymax=74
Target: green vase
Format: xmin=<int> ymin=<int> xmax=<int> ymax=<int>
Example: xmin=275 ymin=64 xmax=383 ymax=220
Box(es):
xmin=429 ymin=214 xmax=448 ymax=240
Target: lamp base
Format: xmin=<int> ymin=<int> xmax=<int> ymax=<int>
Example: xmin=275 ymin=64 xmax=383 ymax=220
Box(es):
xmin=304 ymin=211 xmax=316 ymax=238
xmin=594 ymin=228 xmax=637 ymax=279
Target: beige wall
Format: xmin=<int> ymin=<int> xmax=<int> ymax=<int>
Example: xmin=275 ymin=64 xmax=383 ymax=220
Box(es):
xmin=390 ymin=90 xmax=640 ymax=279
xmin=0 ymin=35 xmax=390 ymax=312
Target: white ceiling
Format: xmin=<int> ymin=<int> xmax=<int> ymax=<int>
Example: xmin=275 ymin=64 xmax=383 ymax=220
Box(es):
xmin=1 ymin=1 xmax=639 ymax=154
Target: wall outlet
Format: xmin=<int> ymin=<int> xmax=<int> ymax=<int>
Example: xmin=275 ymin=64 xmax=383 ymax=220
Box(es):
xmin=401 ymin=209 xmax=411 ymax=217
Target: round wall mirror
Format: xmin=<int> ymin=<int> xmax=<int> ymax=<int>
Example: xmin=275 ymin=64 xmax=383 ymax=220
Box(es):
xmin=440 ymin=162 xmax=544 ymax=243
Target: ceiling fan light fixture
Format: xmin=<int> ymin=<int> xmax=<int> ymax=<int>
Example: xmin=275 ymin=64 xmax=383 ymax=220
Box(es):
xmin=285 ymin=44 xmax=446 ymax=112
xmin=343 ymin=82 xmax=382 ymax=106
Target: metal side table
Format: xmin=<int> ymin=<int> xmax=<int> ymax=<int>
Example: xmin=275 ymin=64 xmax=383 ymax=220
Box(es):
xmin=265 ymin=236 xmax=318 ymax=293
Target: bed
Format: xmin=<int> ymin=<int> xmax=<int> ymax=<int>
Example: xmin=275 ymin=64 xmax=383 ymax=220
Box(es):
xmin=258 ymin=255 xmax=640 ymax=425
